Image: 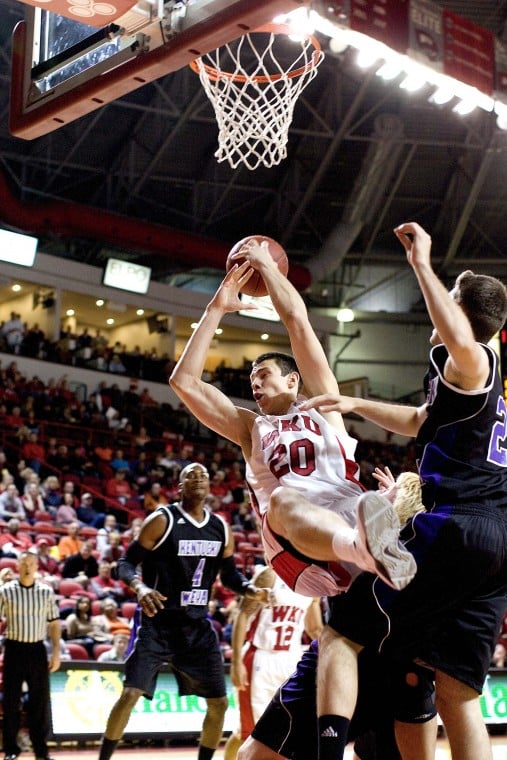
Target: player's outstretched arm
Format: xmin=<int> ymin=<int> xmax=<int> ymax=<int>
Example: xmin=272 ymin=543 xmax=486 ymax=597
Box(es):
xmin=170 ymin=262 xmax=257 ymax=446
xmin=394 ymin=222 xmax=488 ymax=387
xmin=299 ymin=393 xmax=425 ymax=438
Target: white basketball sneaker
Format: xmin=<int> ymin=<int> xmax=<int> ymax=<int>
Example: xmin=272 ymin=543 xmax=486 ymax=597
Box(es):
xmin=356 ymin=491 xmax=417 ymax=590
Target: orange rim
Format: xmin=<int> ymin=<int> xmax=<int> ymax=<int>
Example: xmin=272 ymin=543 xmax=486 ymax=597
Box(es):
xmin=189 ymin=23 xmax=322 ymax=83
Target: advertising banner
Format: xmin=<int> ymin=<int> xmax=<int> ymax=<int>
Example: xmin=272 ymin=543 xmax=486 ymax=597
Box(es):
xmin=50 ymin=664 xmax=239 ymax=739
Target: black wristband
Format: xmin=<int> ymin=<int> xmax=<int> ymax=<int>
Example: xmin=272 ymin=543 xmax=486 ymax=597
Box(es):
xmin=220 ymin=554 xmax=251 ymax=595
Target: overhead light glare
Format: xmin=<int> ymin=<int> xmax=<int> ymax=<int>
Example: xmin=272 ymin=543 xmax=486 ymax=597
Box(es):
xmin=453 ymin=99 xmax=477 ymax=115
xmin=399 ymin=73 xmax=426 ymax=92
xmin=106 ymin=318 xmax=115 ymax=325
xmin=96 ymin=299 xmax=104 ymax=307
xmin=429 ymin=87 xmax=455 ymax=105
xmin=12 ymin=284 xmax=21 ymax=292
xmin=337 ymin=307 xmax=354 ymax=323
xmin=356 ymin=47 xmax=381 ymax=68
xmin=261 ymin=333 xmax=270 ymax=341
xmin=376 ymin=60 xmax=402 ymax=80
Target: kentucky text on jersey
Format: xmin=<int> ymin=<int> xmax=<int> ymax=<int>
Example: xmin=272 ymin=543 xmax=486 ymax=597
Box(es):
xmin=180 ymin=589 xmax=209 ymax=606
xmin=178 ymin=540 xmax=221 ymax=556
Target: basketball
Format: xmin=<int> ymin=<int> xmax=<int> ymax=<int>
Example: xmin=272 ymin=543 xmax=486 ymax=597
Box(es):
xmin=226 ymin=235 xmax=289 ymax=297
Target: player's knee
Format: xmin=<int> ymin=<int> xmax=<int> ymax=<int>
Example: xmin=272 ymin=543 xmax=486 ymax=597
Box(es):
xmin=118 ymin=686 xmax=143 ymax=711
xmin=269 ymin=486 xmax=299 ymax=518
xmin=206 ymin=695 xmax=229 ymax=721
xmin=393 ymin=665 xmax=436 ymax=723
xmin=237 ymin=736 xmax=258 ymax=760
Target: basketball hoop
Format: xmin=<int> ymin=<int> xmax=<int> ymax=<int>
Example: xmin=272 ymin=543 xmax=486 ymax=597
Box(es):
xmin=190 ymin=23 xmax=323 ymax=171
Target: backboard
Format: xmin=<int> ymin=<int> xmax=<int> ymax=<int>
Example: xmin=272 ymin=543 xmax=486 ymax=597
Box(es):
xmin=10 ymin=0 xmax=306 ymax=139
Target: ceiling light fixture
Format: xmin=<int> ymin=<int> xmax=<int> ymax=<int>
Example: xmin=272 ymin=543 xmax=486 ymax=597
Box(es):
xmin=336 ymin=306 xmax=354 ymax=323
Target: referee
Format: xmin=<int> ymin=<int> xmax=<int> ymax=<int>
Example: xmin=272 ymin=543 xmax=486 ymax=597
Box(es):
xmin=0 ymin=549 xmax=61 ymax=760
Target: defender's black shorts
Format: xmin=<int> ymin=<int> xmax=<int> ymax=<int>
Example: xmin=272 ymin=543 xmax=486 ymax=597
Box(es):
xmin=124 ymin=610 xmax=226 ymax=699
xmin=329 ymin=503 xmax=507 ymax=693
xmin=251 ymin=640 xmax=435 ymax=760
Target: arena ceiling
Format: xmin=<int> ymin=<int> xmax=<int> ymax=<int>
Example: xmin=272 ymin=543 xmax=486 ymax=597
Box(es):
xmin=1 ymin=0 xmax=507 ymax=317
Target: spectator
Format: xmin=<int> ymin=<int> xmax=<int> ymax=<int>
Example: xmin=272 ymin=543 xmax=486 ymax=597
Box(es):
xmin=122 ymin=516 xmax=143 ymax=543
xmin=0 ymin=566 xmax=15 ymax=584
xmin=0 ymin=518 xmax=33 ymax=557
xmin=56 ymin=492 xmax=79 ymax=526
xmin=57 ymin=521 xmax=83 ymax=561
xmin=104 ymin=471 xmax=132 ymax=505
xmin=89 ymin=561 xmax=129 ymax=602
xmin=1 ymin=311 xmax=25 ymax=353
xmin=110 ymin=450 xmax=130 ymax=472
xmin=96 ymin=514 xmax=119 ymax=555
xmin=42 ymin=475 xmax=63 ymax=511
xmin=44 ymin=635 xmax=71 ymax=662
xmin=92 ymin=598 xmax=129 ymax=641
xmin=108 ymin=354 xmax=127 ymax=375
xmin=77 ymin=492 xmax=105 ymax=529
xmin=97 ymin=632 xmax=130 ymax=663
xmin=3 ymin=406 xmax=24 ymax=431
xmin=143 ymin=482 xmax=166 ymax=514
xmin=22 ymin=481 xmax=48 ymax=523
xmin=35 ymin=537 xmax=61 ymax=590
xmin=65 ymin=596 xmax=108 ymax=654
xmin=0 ymin=484 xmax=26 ymax=521
xmin=62 ymin=481 xmax=79 ymax=508
xmin=99 ymin=530 xmax=123 ymax=565
xmin=61 ymin=541 xmax=99 ymax=587
xmin=21 ymin=432 xmax=45 ymax=475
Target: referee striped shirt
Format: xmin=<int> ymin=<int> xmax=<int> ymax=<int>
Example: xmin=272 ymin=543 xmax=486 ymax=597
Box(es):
xmin=0 ymin=580 xmax=59 ymax=642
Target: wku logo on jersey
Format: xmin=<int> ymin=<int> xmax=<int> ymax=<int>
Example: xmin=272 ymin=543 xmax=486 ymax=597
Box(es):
xmin=271 ymin=605 xmax=304 ymax=624
xmin=261 ymin=414 xmax=322 ymax=449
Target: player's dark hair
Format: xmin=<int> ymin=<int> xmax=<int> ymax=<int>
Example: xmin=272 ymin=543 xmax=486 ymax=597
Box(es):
xmin=253 ymin=352 xmax=299 ymax=376
xmin=252 ymin=352 xmax=302 ymax=393
xmin=454 ymin=270 xmax=507 ymax=343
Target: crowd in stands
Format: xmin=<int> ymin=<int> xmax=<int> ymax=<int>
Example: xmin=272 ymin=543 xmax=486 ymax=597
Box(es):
xmin=2 ymin=349 xmax=504 ymax=670
xmin=0 ymin=317 xmax=257 ymax=395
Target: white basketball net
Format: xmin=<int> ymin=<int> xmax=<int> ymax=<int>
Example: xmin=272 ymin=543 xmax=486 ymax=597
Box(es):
xmin=192 ymin=25 xmax=323 ymax=171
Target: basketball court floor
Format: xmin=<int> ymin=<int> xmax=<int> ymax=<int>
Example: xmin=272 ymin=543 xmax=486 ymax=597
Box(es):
xmin=42 ymin=736 xmax=507 ymax=759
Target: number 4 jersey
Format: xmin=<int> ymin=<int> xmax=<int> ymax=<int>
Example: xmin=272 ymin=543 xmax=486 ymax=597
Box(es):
xmin=141 ymin=503 xmax=228 ymax=618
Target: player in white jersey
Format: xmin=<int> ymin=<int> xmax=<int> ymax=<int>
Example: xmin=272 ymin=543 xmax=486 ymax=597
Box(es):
xmin=170 ymin=243 xmax=415 ymax=596
xmin=247 ymin=402 xmax=364 ymax=596
xmin=224 ymin=565 xmax=322 ymax=760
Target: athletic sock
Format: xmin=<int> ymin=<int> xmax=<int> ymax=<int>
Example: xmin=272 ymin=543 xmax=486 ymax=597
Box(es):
xmin=197 ymin=746 xmax=215 ymax=760
xmin=98 ymin=737 xmax=119 ymax=760
xmin=318 ymin=715 xmax=350 ymax=760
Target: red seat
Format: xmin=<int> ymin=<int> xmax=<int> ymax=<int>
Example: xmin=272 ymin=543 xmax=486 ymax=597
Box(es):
xmin=91 ymin=600 xmax=102 ymax=616
xmin=59 ymin=579 xmax=86 ymax=597
xmin=34 ymin=510 xmax=53 ymax=522
xmin=0 ymin=558 xmax=18 ymax=571
xmin=93 ymin=643 xmax=113 ymax=659
xmin=33 ymin=533 xmax=56 ymax=546
xmin=121 ymin=602 xmax=137 ymax=620
xmin=33 ymin=522 xmax=65 ymax=536
xmin=66 ymin=642 xmax=89 ymax=660
xmin=58 ymin=597 xmax=76 ymax=611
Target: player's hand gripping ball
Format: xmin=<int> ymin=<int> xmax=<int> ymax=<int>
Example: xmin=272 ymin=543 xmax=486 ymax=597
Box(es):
xmin=226 ymin=235 xmax=289 ymax=297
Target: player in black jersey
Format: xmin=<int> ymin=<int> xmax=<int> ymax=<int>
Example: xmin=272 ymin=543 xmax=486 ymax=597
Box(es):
xmin=300 ymin=221 xmax=507 ymax=760
xmin=98 ymin=462 xmax=265 ymax=760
